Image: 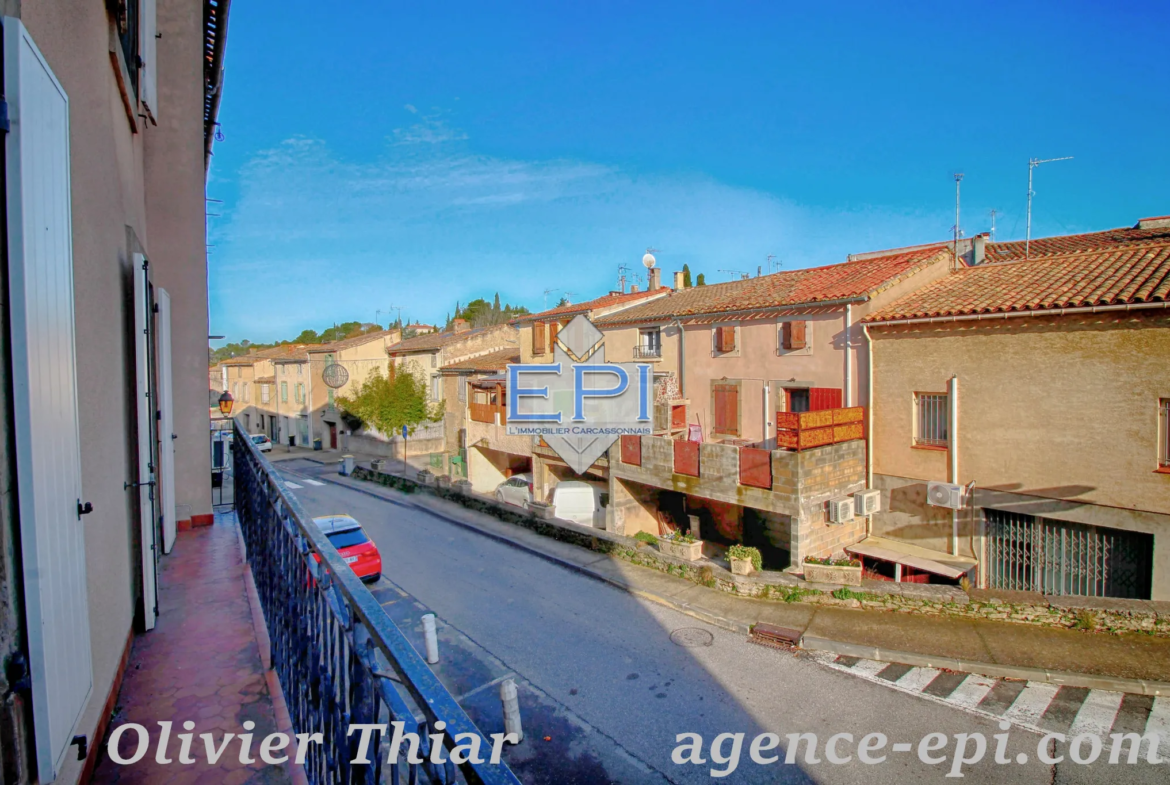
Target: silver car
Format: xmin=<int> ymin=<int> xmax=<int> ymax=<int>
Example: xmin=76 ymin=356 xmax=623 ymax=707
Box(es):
xmin=494 ymin=473 xmax=533 ymax=508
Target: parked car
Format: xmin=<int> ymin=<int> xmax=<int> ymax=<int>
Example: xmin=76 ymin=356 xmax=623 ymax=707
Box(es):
xmin=548 ymin=481 xmax=607 ymax=527
xmin=494 ymin=473 xmax=533 ymax=508
xmin=311 ymin=514 xmax=382 ymax=583
xmin=250 ymin=434 xmax=273 ymax=452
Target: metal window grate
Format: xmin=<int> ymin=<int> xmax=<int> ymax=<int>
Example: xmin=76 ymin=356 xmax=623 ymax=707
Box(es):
xmin=915 ymin=393 xmax=948 ymax=446
xmin=985 ymin=510 xmax=1153 ymax=599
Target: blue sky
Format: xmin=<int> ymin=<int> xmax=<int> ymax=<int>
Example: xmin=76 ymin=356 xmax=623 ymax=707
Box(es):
xmin=208 ymin=1 xmax=1169 ymax=344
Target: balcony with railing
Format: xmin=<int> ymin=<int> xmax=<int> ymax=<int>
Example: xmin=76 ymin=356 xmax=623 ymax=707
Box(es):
xmin=632 ymin=344 xmax=662 ymax=360
xmin=613 ymin=407 xmax=867 ymax=521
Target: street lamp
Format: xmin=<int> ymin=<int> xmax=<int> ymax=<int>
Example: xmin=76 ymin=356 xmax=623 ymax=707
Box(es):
xmin=218 ymin=391 xmax=235 ymax=417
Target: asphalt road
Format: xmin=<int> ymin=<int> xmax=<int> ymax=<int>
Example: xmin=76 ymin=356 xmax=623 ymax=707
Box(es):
xmin=275 ymin=460 xmax=1163 ymax=784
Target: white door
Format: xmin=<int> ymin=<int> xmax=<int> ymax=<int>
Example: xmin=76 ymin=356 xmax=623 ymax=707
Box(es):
xmin=134 ymin=254 xmax=158 ymax=630
xmin=4 ymin=19 xmax=93 ymax=780
xmin=157 ymin=289 xmax=177 ymax=553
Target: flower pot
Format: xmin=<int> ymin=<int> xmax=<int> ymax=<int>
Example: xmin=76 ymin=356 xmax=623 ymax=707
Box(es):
xmin=803 ymin=562 xmax=862 ymax=587
xmin=730 ymin=557 xmax=755 ymax=576
xmin=527 ymin=501 xmax=555 ymax=520
xmin=370 ymin=459 xmax=384 ymax=471
xmin=659 ymin=538 xmax=703 ymax=561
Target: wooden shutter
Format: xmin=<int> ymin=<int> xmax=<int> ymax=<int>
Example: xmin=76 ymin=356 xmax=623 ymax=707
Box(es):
xmin=5 ymin=21 xmax=94 ymax=779
xmin=140 ymin=0 xmax=158 ymax=121
xmin=809 ymin=387 xmax=843 ymax=411
xmin=533 ymin=322 xmax=546 ymax=354
xmin=158 ymin=289 xmax=177 ymax=554
xmin=716 ymin=325 xmax=735 ymax=352
xmin=134 ymin=255 xmax=159 ymax=632
xmin=549 ymin=321 xmax=559 ymax=348
xmin=713 ymin=383 xmax=739 ymax=434
xmin=783 ymin=320 xmax=807 ymax=350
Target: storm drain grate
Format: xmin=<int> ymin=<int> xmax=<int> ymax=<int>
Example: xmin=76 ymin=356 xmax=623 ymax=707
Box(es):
xmin=749 ymin=623 xmax=802 ymax=650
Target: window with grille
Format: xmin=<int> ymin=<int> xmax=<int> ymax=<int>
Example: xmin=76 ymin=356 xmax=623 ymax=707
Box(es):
xmin=1160 ymin=399 xmax=1170 ymax=468
xmin=914 ymin=392 xmax=948 ymax=447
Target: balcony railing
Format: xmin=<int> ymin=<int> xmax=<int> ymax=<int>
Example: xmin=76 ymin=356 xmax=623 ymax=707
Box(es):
xmin=469 ymin=402 xmax=506 ymax=425
xmin=233 ymin=421 xmax=520 ymax=785
xmin=775 ymin=406 xmax=865 ymax=451
xmin=632 ymin=345 xmax=662 ymax=359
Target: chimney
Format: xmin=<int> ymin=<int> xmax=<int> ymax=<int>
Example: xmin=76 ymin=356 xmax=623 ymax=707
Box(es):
xmin=648 ymin=267 xmax=661 ymax=290
xmin=452 ymin=318 xmax=470 ymax=333
xmin=630 ymin=284 xmax=640 ymax=293
xmin=972 ymin=234 xmax=986 ymax=265
xmin=673 ymin=271 xmax=684 ymax=289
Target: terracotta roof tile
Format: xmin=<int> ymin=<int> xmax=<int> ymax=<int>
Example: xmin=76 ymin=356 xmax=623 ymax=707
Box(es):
xmin=306 ymin=330 xmax=399 ymax=354
xmin=865 ymin=239 xmax=1170 ymax=322
xmin=984 ymin=224 xmax=1170 ymax=264
xmin=440 ymin=348 xmax=521 ymax=373
xmin=387 ymin=324 xmax=510 ymax=354
xmin=512 ymin=287 xmax=671 ymax=323
xmin=595 ymin=246 xmax=950 ymax=326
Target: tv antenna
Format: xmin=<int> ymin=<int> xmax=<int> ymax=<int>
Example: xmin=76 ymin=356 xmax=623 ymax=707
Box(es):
xmin=1026 ymin=156 xmax=1073 ymax=259
xmin=953 ymin=173 xmax=964 ymax=269
xmin=989 ymin=209 xmax=997 ymax=242
xmin=542 ymin=288 xmax=560 ymax=310
xmin=617 ymin=263 xmax=632 ymax=294
xmin=561 ymin=291 xmax=577 ymax=305
xmin=718 ymin=269 xmax=751 ymax=280
xmin=766 ymin=254 xmax=782 ymax=273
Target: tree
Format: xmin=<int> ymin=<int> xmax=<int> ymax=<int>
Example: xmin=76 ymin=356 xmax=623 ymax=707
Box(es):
xmin=696 ymin=273 xmax=706 ymax=286
xmin=682 ymin=264 xmax=692 ymax=288
xmin=555 ymin=295 xmax=569 ymax=307
xmin=336 ymin=363 xmax=442 ymax=436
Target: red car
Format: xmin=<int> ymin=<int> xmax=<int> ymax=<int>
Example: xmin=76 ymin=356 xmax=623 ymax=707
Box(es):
xmin=312 ymin=514 xmax=382 ymax=583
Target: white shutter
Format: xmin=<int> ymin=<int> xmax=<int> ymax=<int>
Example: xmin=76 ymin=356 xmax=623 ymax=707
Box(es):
xmin=140 ymin=0 xmax=158 ymax=121
xmin=158 ymin=289 xmax=177 ymax=554
xmin=3 ymin=19 xmax=93 ymax=780
xmin=134 ymin=255 xmax=158 ymax=631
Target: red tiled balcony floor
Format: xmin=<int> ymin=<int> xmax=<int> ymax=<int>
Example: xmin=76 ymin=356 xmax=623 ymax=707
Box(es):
xmin=92 ymin=514 xmax=293 ymax=785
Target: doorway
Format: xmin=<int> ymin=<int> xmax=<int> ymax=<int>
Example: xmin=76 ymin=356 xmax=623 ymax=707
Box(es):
xmin=329 ymin=422 xmax=338 ymax=449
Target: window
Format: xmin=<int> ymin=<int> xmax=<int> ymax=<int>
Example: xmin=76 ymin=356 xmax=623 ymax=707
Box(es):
xmin=781 ymin=320 xmax=808 ymax=351
xmin=786 ymin=388 xmax=810 ymax=413
xmin=713 ymin=325 xmax=736 ymax=353
xmin=432 ymin=376 xmax=442 ymax=401
xmin=533 ymin=322 xmax=546 ymax=354
xmin=232 ymin=382 xmax=239 ymax=399
xmin=637 ymin=328 xmax=662 ymax=358
xmin=431 ymin=353 xmax=437 ymax=368
xmin=111 ymin=0 xmax=140 ymax=97
xmin=915 ymin=393 xmax=948 ymax=447
xmin=458 ymin=378 xmax=467 ymax=403
xmin=298 ymin=383 xmax=305 ymax=403
xmin=281 ymin=382 xmax=288 ymax=402
xmin=260 ymin=385 xmax=269 ymax=404
xmin=297 ymin=364 xmax=303 ymax=376
xmin=243 ymin=382 xmax=250 ymax=402
xmin=1160 ymin=399 xmax=1170 ymax=469
xmin=713 ymin=382 xmax=740 ymax=436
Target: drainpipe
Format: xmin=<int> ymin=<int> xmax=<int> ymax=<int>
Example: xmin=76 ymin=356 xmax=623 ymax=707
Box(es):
xmin=671 ymin=318 xmax=685 ymax=397
xmin=306 ymin=357 xmax=316 ymax=445
xmin=861 ymin=324 xmax=874 ymax=537
xmin=844 ymin=304 xmax=853 ymax=407
xmin=949 ymin=374 xmax=960 ymax=556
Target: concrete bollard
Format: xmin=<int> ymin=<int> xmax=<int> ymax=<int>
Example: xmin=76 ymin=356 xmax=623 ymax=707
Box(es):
xmin=421 ymin=613 xmax=440 ymax=664
xmin=499 ymin=678 xmax=523 ymax=743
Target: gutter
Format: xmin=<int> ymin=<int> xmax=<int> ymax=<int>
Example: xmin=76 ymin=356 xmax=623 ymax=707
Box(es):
xmin=866 ymin=300 xmax=1170 ymax=328
xmin=861 ymin=323 xmax=874 ymax=536
xmin=204 ymin=0 xmax=233 ymax=169
xmin=670 ymin=317 xmax=685 ymax=397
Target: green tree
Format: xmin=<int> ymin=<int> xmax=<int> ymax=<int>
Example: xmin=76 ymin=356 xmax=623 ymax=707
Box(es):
xmin=336 ymin=363 xmax=442 ymax=436
xmin=555 ymin=295 xmax=569 ymax=307
xmin=696 ymin=273 xmax=706 ymax=286
xmin=682 ymin=264 xmax=692 ymax=288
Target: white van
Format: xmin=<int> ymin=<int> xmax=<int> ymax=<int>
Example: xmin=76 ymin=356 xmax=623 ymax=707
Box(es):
xmin=548 ymin=481 xmax=607 ymax=527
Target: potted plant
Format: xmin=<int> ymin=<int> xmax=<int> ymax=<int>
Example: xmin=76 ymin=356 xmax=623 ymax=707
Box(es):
xmin=658 ymin=530 xmax=703 ymax=561
xmin=370 ymin=458 xmax=384 ymax=471
xmin=802 ymin=555 xmax=863 ymax=587
xmin=728 ymin=545 xmax=762 ymax=576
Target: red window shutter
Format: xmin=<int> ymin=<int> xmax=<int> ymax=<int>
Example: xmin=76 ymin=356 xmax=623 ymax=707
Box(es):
xmin=713 ymin=384 xmax=739 ymax=434
xmin=533 ymin=322 xmax=546 ymax=354
xmin=549 ymin=322 xmax=559 ymax=347
xmin=784 ymin=320 xmax=807 ymax=350
xmin=809 ymin=387 xmax=842 ymax=411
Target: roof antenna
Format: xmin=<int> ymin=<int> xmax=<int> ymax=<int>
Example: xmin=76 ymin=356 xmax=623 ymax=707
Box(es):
xmin=989 ymin=208 xmax=996 ymax=242
xmin=1026 ymin=156 xmax=1073 ymax=259
xmin=543 ymin=288 xmax=559 ymax=310
xmin=953 ymin=172 xmax=964 ymax=270
xmin=617 ymin=263 xmax=631 ymax=294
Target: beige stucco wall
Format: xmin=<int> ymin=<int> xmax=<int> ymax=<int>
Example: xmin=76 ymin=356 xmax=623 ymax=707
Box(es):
xmin=870 ymin=311 xmax=1170 ymax=597
xmin=13 ymin=2 xmax=210 ymax=782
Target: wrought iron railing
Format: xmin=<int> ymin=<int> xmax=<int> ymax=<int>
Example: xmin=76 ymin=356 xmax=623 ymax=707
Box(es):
xmin=632 ymin=344 xmax=662 ymax=359
xmin=232 ymin=421 xmax=521 ymax=784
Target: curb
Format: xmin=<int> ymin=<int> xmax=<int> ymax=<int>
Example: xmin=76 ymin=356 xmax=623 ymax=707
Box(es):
xmin=314 ymin=470 xmax=1170 ymax=697
xmin=799 ymin=635 xmax=1170 ymax=697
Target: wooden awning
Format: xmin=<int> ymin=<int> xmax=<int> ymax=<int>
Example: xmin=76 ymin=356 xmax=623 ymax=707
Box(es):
xmin=846 ymin=536 xmax=976 ymax=580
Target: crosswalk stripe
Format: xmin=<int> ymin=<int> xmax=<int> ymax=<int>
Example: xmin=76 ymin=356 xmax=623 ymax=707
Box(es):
xmin=877 ymin=663 xmax=914 ymax=682
xmin=945 ymin=674 xmax=998 ymax=710
xmin=893 ymin=667 xmax=941 ymax=693
xmin=850 ymin=659 xmax=890 ymax=678
xmin=1109 ymin=693 xmax=1154 ymax=736
xmin=1145 ymin=697 xmax=1170 ymax=760
xmin=1039 ymin=686 xmax=1092 ymax=732
xmin=977 ymin=679 xmax=1028 ymax=715
xmin=1003 ymin=682 xmax=1060 ymax=728
xmin=303 ymin=479 xmax=325 ymax=486
xmin=923 ymin=671 xmax=968 ymax=699
xmin=284 ymin=481 xmax=303 ymax=489
xmin=1066 ymin=689 xmax=1124 ymax=739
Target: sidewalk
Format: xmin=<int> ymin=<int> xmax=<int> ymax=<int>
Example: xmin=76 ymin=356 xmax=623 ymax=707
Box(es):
xmin=324 ymin=467 xmax=1170 ymax=694
xmin=92 ymin=515 xmax=293 ymax=784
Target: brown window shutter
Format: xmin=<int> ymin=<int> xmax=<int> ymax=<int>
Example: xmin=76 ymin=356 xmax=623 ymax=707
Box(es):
xmin=782 ymin=320 xmax=807 ymax=350
xmin=716 ymin=325 xmax=735 ymax=352
xmin=713 ymin=383 xmax=739 ymax=434
xmin=549 ymin=322 xmax=559 ymax=348
xmin=533 ymin=322 xmax=546 ymax=354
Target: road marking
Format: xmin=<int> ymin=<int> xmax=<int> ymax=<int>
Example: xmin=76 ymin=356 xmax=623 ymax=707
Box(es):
xmin=894 ymin=667 xmax=941 ymax=693
xmin=877 ymin=663 xmax=914 ymax=682
xmin=945 ymin=674 xmax=998 ymax=710
xmin=1145 ymin=696 xmax=1170 ymax=760
xmin=1066 ymin=689 xmax=1124 ymax=740
xmin=851 ymin=659 xmax=889 ymax=678
xmin=922 ymin=671 xmax=968 ymax=699
xmin=284 ymin=481 xmax=303 ymax=489
xmin=1002 ymin=682 xmax=1060 ymax=728
xmin=1039 ymin=686 xmax=1091 ymax=732
xmin=302 ymin=478 xmax=325 ymax=486
xmin=455 ymin=673 xmax=518 ymax=703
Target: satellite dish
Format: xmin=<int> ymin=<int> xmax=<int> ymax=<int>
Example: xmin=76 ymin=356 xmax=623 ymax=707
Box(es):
xmin=642 ymin=253 xmax=656 ymax=269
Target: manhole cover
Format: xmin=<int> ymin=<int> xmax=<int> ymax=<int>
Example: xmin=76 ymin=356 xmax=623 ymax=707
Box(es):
xmin=670 ymin=628 xmax=714 ymax=648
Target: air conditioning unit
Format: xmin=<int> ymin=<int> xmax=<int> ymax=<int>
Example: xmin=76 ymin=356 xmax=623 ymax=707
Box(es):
xmin=854 ymin=489 xmax=881 ymax=516
xmin=927 ymin=481 xmax=965 ymax=510
xmin=828 ymin=497 xmax=855 ymax=524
